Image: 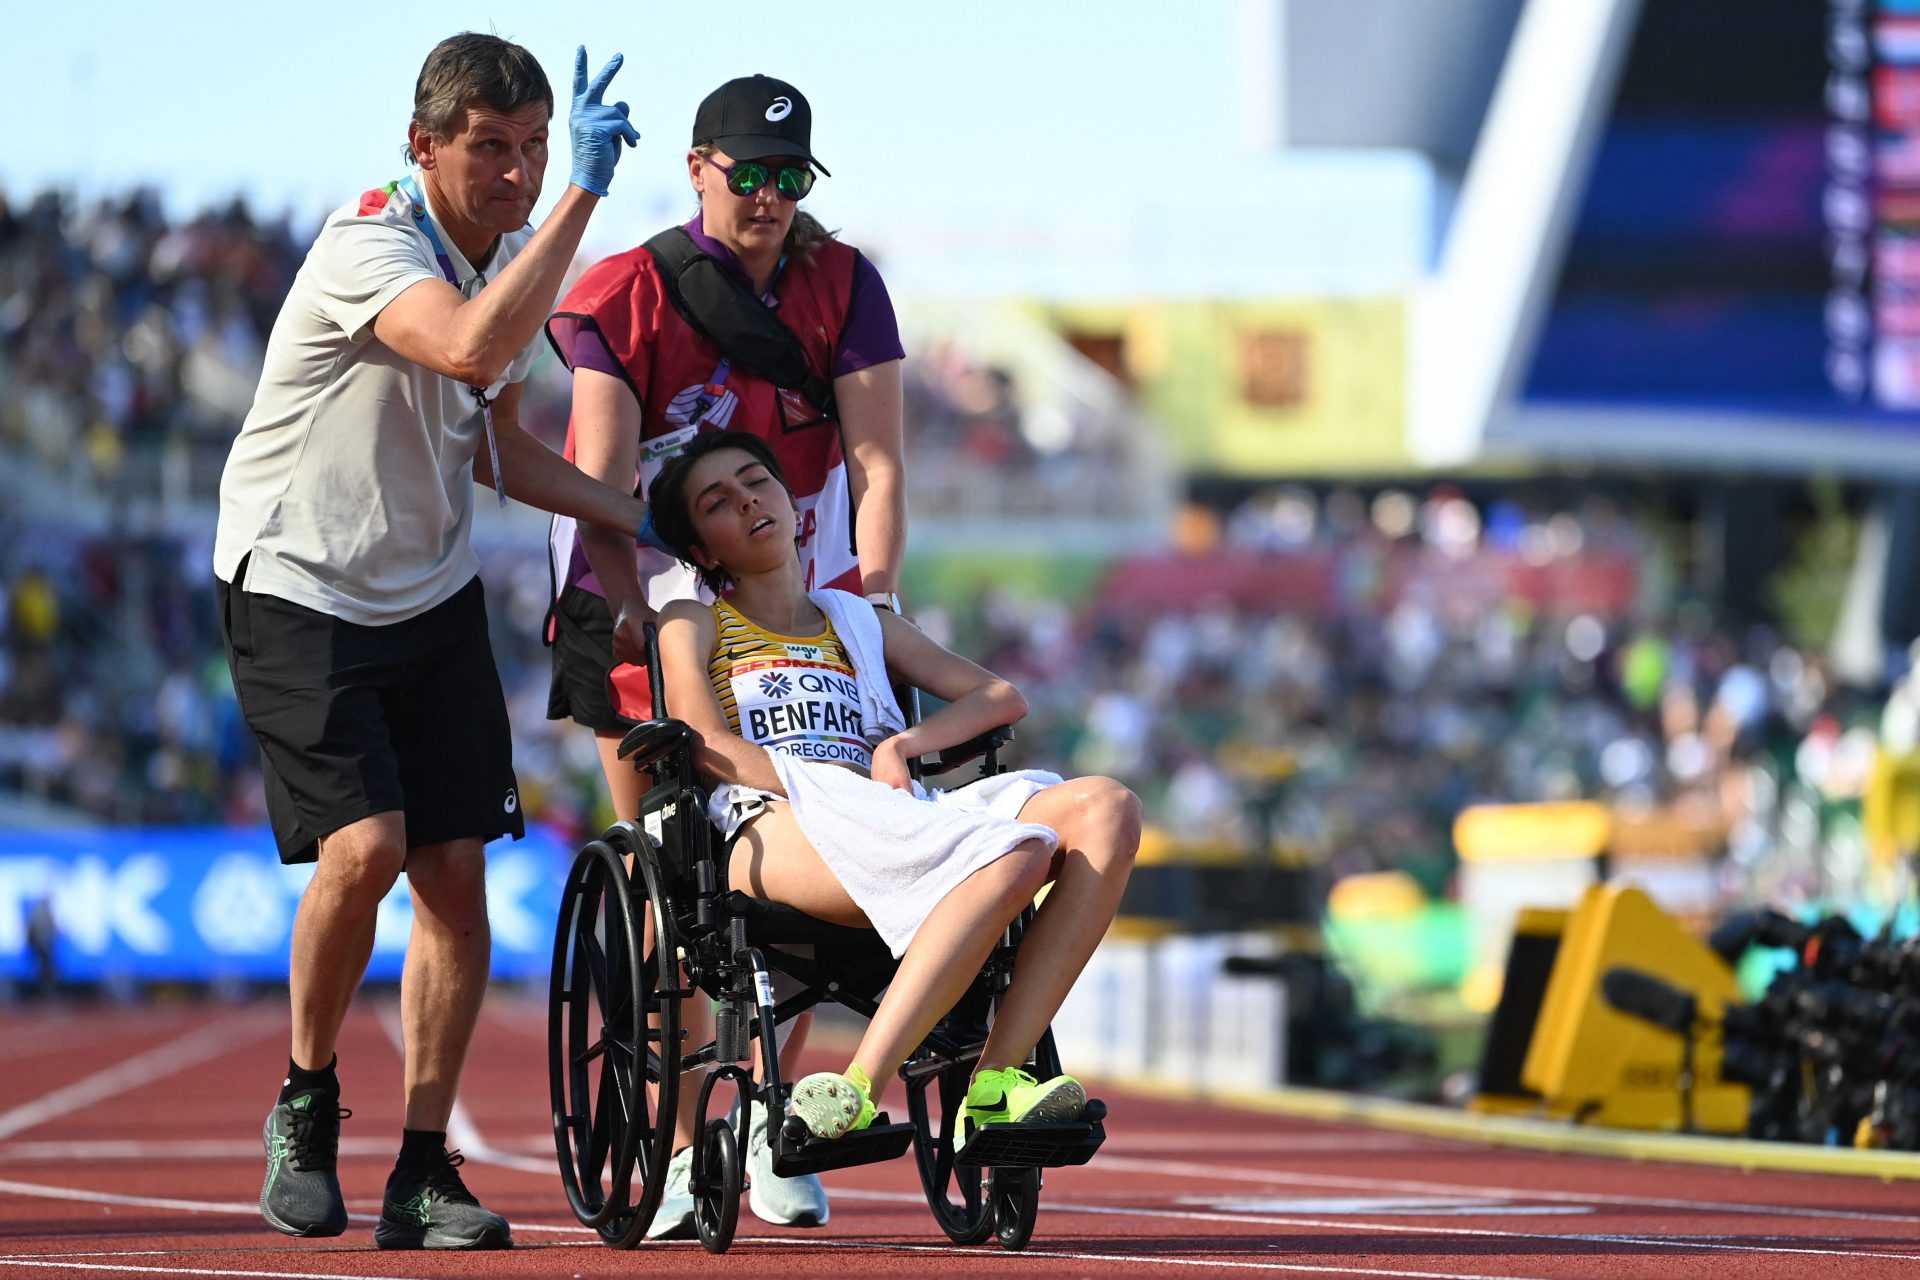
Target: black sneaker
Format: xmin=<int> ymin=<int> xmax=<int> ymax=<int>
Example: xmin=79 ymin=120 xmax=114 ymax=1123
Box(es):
xmin=260 ymin=1091 xmax=350 ymax=1237
xmin=373 ymin=1148 xmax=513 ymax=1250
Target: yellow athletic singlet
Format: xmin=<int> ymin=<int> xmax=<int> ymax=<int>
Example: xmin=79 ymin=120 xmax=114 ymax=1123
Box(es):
xmin=707 ymin=599 xmax=873 ymax=771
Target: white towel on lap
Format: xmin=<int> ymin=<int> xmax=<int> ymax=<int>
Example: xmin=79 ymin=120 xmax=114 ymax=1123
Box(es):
xmin=766 ymin=754 xmax=1063 ymax=957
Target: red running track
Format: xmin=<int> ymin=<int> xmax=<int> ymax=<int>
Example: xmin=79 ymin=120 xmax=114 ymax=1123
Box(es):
xmin=3 ymin=998 xmax=1920 ymax=1278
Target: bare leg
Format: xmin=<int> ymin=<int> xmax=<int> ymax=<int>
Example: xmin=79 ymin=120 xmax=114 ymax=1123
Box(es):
xmin=777 ymin=1011 xmax=813 ymax=1085
xmin=850 ymin=843 xmax=1054 ymax=1098
xmin=727 ymin=802 xmax=868 ymax=926
xmin=289 ymin=812 xmax=407 ymax=1071
xmin=592 ymin=732 xmax=649 ymax=827
xmin=976 ymin=777 xmax=1140 ymax=1074
xmin=730 ymin=801 xmax=1054 ymax=1103
xmin=398 ymin=838 xmax=491 ymax=1131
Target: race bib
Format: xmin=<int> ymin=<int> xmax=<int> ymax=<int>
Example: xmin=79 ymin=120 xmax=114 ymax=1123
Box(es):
xmin=728 ymin=652 xmax=872 ymax=769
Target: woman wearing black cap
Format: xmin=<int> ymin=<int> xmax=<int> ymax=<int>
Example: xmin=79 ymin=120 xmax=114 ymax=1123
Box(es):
xmin=541 ymin=74 xmax=906 ymax=1239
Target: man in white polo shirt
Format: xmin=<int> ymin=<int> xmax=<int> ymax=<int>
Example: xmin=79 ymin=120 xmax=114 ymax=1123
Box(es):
xmin=213 ymin=33 xmax=644 ymax=1250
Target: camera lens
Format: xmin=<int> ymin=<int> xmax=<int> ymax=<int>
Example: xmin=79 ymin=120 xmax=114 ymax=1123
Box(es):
xmin=1719 ymin=1039 xmax=1792 ymax=1090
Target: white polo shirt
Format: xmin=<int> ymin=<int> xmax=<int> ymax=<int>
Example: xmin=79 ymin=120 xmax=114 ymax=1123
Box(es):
xmin=213 ymin=177 xmax=541 ymax=625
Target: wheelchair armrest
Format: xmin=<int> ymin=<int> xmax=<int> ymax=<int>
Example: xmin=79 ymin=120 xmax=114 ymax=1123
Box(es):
xmin=617 ymin=718 xmax=693 ymax=771
xmin=917 ymin=724 xmax=1014 ymax=776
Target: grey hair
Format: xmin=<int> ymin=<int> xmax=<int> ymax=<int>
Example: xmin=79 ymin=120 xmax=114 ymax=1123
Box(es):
xmin=402 ymin=33 xmax=553 ymax=167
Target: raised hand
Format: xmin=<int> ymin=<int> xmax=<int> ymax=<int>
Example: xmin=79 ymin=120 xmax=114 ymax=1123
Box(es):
xmin=569 ymin=47 xmax=641 ymax=197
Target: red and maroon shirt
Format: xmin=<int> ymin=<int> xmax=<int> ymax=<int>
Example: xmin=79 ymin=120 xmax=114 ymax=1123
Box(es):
xmin=545 ymin=215 xmax=903 ymax=617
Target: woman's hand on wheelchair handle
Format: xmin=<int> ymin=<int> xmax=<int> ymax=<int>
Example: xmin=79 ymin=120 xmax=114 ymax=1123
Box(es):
xmin=610 ymin=599 xmax=657 ymax=667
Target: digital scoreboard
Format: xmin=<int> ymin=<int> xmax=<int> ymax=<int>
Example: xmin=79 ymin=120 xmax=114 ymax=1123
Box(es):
xmin=1865 ymin=0 xmax=1920 ymax=408
xmin=1517 ymin=0 xmax=1920 ymax=457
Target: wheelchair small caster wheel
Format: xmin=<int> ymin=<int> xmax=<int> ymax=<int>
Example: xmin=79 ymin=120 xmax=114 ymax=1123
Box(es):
xmin=990 ymin=1166 xmax=1040 ymax=1251
xmin=693 ymin=1117 xmax=741 ymax=1253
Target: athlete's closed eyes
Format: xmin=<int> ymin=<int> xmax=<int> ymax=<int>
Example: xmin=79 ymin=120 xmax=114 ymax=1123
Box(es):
xmin=701 ymin=471 xmax=775 ymax=515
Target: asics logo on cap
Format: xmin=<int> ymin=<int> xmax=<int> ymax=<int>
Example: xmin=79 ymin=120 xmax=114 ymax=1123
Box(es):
xmin=766 ymin=96 xmax=793 ymax=121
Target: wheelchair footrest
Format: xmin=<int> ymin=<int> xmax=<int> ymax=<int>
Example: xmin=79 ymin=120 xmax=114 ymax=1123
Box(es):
xmin=955 ymin=1115 xmax=1108 ymax=1168
xmin=772 ymin=1114 xmax=915 ymax=1176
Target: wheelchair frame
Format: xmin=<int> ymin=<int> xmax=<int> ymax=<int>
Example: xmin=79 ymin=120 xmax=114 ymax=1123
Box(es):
xmin=547 ymin=623 xmax=1106 ymax=1253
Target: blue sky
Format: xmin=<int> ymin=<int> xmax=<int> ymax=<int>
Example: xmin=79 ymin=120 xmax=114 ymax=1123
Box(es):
xmin=2 ymin=1 xmax=1432 ymax=295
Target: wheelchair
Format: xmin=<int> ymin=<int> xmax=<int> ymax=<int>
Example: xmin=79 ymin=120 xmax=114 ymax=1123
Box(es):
xmin=546 ymin=624 xmax=1108 ymax=1253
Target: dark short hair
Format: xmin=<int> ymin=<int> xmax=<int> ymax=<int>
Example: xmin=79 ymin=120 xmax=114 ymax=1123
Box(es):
xmin=404 ymin=33 xmax=554 ymax=165
xmin=647 ymin=431 xmax=791 ymax=595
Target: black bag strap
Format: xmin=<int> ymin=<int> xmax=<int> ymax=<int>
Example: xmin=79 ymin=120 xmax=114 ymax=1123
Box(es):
xmin=642 ymin=227 xmax=838 ymax=420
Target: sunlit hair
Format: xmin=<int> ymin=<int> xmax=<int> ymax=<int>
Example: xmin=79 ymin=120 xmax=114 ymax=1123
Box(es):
xmin=691 ymin=143 xmax=837 ymax=264
xmin=403 ymin=33 xmax=553 ymax=167
xmin=647 ymin=431 xmax=793 ymax=595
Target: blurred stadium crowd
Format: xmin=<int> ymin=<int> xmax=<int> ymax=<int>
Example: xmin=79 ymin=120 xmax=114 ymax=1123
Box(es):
xmin=0 ymin=191 xmax=1893 ymax=914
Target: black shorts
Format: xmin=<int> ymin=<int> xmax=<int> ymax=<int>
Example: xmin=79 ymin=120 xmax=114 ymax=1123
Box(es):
xmin=218 ymin=567 xmax=525 ymax=864
xmin=547 ymin=586 xmax=637 ymax=734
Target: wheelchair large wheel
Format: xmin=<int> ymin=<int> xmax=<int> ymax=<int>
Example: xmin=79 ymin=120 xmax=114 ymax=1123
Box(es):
xmin=907 ymin=1013 xmax=1065 ymax=1247
xmin=906 ymin=1062 xmax=994 ymax=1245
xmin=549 ymin=828 xmax=683 ymax=1247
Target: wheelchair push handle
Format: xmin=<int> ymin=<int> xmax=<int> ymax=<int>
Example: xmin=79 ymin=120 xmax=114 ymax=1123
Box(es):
xmin=616 ymin=718 xmax=691 ymax=768
xmin=612 ymin=621 xmax=684 ymax=771
xmin=644 ymin=619 xmax=666 ymax=714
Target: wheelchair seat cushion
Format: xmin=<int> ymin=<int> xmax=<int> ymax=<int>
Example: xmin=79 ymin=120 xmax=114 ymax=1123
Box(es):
xmin=733 ymin=894 xmax=897 ymax=1002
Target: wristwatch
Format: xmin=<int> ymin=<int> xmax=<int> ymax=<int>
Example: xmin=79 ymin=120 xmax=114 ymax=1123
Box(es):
xmin=865 ymin=591 xmax=902 ymax=614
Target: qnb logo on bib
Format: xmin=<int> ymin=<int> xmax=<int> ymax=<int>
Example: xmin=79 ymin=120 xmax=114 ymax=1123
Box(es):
xmin=766 ymin=96 xmax=794 ymax=122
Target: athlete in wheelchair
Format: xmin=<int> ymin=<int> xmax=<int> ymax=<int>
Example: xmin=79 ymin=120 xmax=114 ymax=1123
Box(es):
xmin=547 ymin=430 xmax=1140 ymax=1252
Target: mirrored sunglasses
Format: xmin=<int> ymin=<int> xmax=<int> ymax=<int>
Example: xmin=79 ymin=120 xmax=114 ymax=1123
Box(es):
xmin=705 ymin=154 xmax=816 ymax=201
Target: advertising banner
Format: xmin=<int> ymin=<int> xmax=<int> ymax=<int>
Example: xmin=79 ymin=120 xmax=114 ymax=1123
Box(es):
xmin=1043 ymin=298 xmax=1409 ymax=477
xmin=0 ymin=826 xmax=574 ymax=984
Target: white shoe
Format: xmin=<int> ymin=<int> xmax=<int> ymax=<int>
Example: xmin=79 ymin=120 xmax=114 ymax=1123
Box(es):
xmin=746 ymin=1108 xmax=829 ymax=1227
xmin=645 ymin=1146 xmax=696 ymax=1240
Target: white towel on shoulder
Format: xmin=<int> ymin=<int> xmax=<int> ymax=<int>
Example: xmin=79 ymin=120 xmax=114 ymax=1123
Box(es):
xmin=810 ymin=588 xmax=905 ymax=743
xmin=768 ymin=753 xmax=1062 ymax=957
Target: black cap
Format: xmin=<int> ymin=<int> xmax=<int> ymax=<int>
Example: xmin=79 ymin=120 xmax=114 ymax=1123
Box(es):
xmin=691 ymin=75 xmax=830 ymax=175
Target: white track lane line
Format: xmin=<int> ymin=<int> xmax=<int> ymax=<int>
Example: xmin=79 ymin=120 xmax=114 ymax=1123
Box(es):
xmin=760 ymin=1235 xmax=1559 ymax=1280
xmin=0 ymin=1177 xmax=591 ymax=1235
xmin=0 ymin=1247 xmax=1555 ymax=1280
xmin=8 ymin=1080 xmax=1918 ymax=1271
xmin=36 ymin=1097 xmax=1881 ymax=1263
xmin=0 ymin=1140 xmax=397 ymax=1164
xmin=822 ymin=1187 xmax=1920 ymax=1263
xmin=0 ymin=1015 xmax=267 ymax=1142
xmin=405 ymin=1128 xmax=1920 ymax=1234
xmin=1107 ymin=1133 xmax=1442 ymax=1154
xmin=0 ymin=1234 xmax=1560 ymax=1280
xmin=1094 ymin=1154 xmax=1920 ymax=1228
xmin=0 ymin=1262 xmax=426 ymax=1280
xmin=1 ymin=1178 xmax=1914 ymax=1273
xmin=0 ymin=1019 xmax=173 ymax=1065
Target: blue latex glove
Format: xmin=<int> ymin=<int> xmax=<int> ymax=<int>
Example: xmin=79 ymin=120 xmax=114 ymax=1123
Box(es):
xmin=637 ymin=509 xmax=676 ymax=555
xmin=569 ymin=47 xmax=640 ymax=197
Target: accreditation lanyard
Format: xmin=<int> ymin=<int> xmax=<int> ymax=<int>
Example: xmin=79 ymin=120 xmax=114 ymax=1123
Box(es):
xmin=398 ymin=177 xmax=506 ymax=508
